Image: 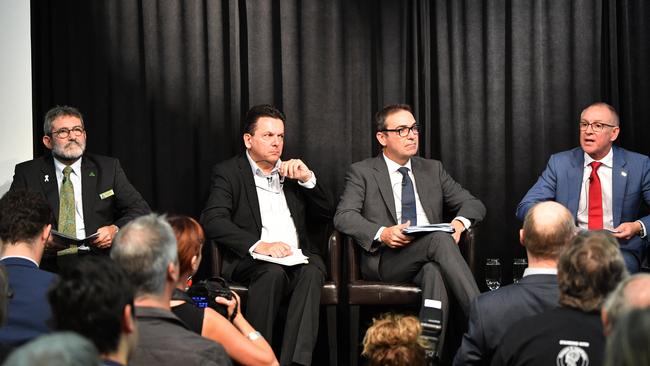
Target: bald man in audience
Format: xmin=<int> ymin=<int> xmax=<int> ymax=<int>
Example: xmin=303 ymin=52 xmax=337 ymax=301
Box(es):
xmin=602 ymin=273 xmax=650 ymax=335
xmin=454 ymin=201 xmax=576 ymax=365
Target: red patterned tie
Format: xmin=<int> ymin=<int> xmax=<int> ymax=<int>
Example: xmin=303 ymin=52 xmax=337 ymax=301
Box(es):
xmin=588 ymin=161 xmax=603 ymax=230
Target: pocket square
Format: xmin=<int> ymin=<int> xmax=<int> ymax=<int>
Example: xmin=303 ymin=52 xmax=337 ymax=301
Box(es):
xmin=100 ymin=189 xmax=115 ymax=200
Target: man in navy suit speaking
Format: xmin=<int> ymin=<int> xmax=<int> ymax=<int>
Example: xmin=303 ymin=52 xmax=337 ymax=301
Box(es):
xmin=0 ymin=190 xmax=57 ymax=345
xmin=517 ymin=102 xmax=650 ymax=273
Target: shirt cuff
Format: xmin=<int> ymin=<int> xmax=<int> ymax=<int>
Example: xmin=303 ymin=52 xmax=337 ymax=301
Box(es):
xmin=297 ymin=171 xmax=316 ymax=189
xmin=453 ymin=216 xmax=471 ymax=231
xmin=374 ymin=227 xmax=386 ymax=242
xmin=248 ymin=240 xmax=263 ymax=255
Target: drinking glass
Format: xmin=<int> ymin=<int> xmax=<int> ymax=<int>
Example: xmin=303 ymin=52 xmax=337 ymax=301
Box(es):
xmin=485 ymin=258 xmax=501 ymax=291
xmin=512 ymin=258 xmax=528 ymax=284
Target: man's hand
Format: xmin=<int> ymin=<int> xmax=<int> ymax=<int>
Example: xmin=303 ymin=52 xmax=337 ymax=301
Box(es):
xmin=92 ymin=225 xmax=119 ymax=249
xmin=279 ymin=159 xmax=313 ymax=183
xmin=380 ymin=222 xmax=414 ymax=248
xmin=612 ymin=221 xmax=642 ymax=240
xmin=254 ymin=241 xmax=293 ymax=258
xmin=451 ymin=219 xmax=466 ymax=244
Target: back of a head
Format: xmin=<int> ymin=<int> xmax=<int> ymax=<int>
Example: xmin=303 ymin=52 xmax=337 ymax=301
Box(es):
xmin=362 ymin=313 xmax=427 ymax=366
xmin=166 ymin=215 xmax=204 ymax=278
xmin=0 ymin=190 xmax=52 ymax=245
xmin=604 ymin=307 xmax=650 ymax=366
xmin=558 ymin=231 xmax=628 ymax=312
xmin=3 ymin=332 xmax=99 ymax=366
xmin=48 ymin=256 xmax=134 ymax=355
xmin=110 ymin=213 xmax=178 ymax=298
xmin=522 ymin=201 xmax=576 ymax=260
xmin=603 ymin=273 xmax=650 ymax=332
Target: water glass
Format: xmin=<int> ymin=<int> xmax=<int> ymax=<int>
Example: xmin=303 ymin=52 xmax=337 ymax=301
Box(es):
xmin=512 ymin=258 xmax=528 ymax=283
xmin=485 ymin=258 xmax=501 ymax=291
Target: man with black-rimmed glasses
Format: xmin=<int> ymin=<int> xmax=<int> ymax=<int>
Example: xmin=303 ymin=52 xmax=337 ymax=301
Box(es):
xmin=335 ymin=104 xmax=486 ymax=361
xmin=517 ymin=102 xmax=650 ymax=273
xmin=9 ymin=105 xmax=150 ymax=272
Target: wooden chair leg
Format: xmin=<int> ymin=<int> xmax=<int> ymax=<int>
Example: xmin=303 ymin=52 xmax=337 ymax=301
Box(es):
xmin=349 ymin=304 xmax=360 ymax=366
xmin=326 ymin=305 xmax=338 ymax=366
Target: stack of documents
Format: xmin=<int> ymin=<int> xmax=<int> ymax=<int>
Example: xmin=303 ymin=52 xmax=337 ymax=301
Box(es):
xmin=402 ymin=223 xmax=455 ymax=235
xmin=251 ymin=248 xmax=309 ymax=266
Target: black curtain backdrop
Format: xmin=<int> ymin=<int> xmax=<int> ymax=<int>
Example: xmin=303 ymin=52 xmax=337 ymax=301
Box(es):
xmin=31 ymin=0 xmax=650 ymax=285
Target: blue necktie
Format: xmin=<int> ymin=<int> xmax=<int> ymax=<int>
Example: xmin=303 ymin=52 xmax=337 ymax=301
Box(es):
xmin=398 ymin=167 xmax=417 ymax=226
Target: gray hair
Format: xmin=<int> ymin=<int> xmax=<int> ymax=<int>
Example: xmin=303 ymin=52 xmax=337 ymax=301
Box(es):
xmin=3 ymin=332 xmax=100 ymax=366
xmin=111 ymin=213 xmax=178 ymax=297
xmin=603 ymin=273 xmax=650 ymax=330
xmin=43 ymin=106 xmax=84 ymax=135
xmin=604 ymin=307 xmax=650 ymax=366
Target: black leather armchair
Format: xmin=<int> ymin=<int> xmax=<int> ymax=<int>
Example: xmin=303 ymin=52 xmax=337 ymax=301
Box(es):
xmin=345 ymin=229 xmax=477 ymax=366
xmin=209 ymin=230 xmax=341 ymax=366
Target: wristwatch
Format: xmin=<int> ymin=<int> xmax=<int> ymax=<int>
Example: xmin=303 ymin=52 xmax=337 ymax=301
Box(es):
xmin=247 ymin=331 xmax=262 ymax=341
xmin=637 ymin=221 xmax=646 ymax=237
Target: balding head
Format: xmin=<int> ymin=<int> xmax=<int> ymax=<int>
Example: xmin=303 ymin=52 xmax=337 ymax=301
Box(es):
xmin=521 ymin=201 xmax=576 ymax=261
xmin=602 ymin=273 xmax=650 ymax=334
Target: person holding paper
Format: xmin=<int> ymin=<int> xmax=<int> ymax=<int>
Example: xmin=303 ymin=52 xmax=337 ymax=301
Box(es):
xmin=201 ymin=104 xmax=333 ymax=366
xmin=9 ymin=106 xmax=150 ymax=271
xmin=334 ymin=104 xmax=485 ymax=361
xmin=516 ymin=102 xmax=650 ymax=273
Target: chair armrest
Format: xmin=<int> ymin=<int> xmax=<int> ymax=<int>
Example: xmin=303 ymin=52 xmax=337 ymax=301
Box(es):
xmin=327 ymin=230 xmax=341 ymax=286
xmin=346 ymin=235 xmax=362 ymax=282
xmin=458 ymin=227 xmax=476 ymax=276
xmin=210 ymin=240 xmax=222 ymax=277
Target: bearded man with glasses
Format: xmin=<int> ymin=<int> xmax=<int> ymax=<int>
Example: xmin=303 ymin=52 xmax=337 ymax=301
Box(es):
xmin=9 ymin=105 xmax=150 ymax=272
xmin=517 ymin=102 xmax=650 ymax=273
xmin=335 ymin=104 xmax=486 ymax=362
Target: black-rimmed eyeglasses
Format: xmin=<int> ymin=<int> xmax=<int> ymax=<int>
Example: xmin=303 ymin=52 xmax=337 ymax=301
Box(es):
xmin=50 ymin=126 xmax=85 ymax=139
xmin=579 ymin=121 xmax=616 ymax=133
xmin=382 ymin=124 xmax=419 ymax=137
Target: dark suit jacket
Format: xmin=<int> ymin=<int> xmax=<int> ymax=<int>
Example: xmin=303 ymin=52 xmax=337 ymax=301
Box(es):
xmin=0 ymin=257 xmax=58 ymax=344
xmin=334 ymin=154 xmax=486 ymax=278
xmin=516 ymin=146 xmax=650 ymax=259
xmin=453 ymin=274 xmax=559 ymax=366
xmin=10 ymin=153 xmax=151 ymax=237
xmin=200 ymin=154 xmax=334 ymax=279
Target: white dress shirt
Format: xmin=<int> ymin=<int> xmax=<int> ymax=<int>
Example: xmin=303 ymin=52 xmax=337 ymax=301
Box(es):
xmin=245 ymin=151 xmax=317 ymax=254
xmin=53 ymin=157 xmax=86 ymax=239
xmin=375 ymin=154 xmax=471 ymax=241
xmin=523 ymin=267 xmax=557 ymax=277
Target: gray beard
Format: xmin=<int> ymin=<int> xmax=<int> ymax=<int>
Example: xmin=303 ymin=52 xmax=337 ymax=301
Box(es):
xmin=52 ymin=141 xmax=85 ymax=161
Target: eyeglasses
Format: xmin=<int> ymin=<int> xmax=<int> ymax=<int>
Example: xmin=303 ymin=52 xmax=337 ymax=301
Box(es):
xmin=579 ymin=121 xmax=616 ymax=133
xmin=50 ymin=126 xmax=85 ymax=139
xmin=382 ymin=124 xmax=419 ymax=137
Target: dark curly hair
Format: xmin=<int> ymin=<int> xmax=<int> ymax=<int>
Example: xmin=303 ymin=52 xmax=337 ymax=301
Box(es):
xmin=0 ymin=189 xmax=53 ymax=244
xmin=48 ymin=256 xmax=134 ymax=354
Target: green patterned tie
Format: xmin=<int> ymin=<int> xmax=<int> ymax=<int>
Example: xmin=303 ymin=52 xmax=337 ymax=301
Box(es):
xmin=58 ymin=166 xmax=77 ymax=255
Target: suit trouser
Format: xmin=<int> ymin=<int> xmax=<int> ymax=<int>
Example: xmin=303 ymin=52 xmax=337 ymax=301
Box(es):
xmin=233 ymin=256 xmax=325 ymax=366
xmin=378 ymin=232 xmax=480 ymax=353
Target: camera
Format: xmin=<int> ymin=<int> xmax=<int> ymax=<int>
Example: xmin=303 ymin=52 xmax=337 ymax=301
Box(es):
xmin=186 ymin=277 xmax=237 ymax=321
xmin=420 ymin=299 xmax=443 ymax=364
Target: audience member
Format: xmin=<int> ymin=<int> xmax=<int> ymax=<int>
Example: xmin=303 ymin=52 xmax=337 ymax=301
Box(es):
xmin=601 ymin=273 xmax=650 ymax=335
xmin=362 ymin=313 xmax=428 ymax=366
xmin=111 ymin=213 xmax=231 ymax=366
xmin=0 ymin=190 xmax=57 ymax=345
xmin=491 ymin=231 xmax=628 ymax=366
xmin=3 ymin=332 xmax=100 ymax=366
xmin=604 ymin=307 xmax=650 ymax=366
xmin=167 ymin=215 xmax=278 ymax=365
xmin=454 ymin=201 xmax=576 ymax=365
xmin=517 ymin=102 xmax=650 ymax=273
xmin=48 ymin=256 xmax=138 ymax=366
xmin=0 ymin=265 xmax=8 ymax=326
xmin=201 ymin=104 xmax=333 ymax=366
xmin=10 ymin=105 xmax=150 ymax=272
xmin=335 ymin=104 xmax=486 ymax=358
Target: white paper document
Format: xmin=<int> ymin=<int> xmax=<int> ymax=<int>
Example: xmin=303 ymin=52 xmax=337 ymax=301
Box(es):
xmin=251 ymin=248 xmax=309 ymax=266
xmin=402 ymin=223 xmax=455 ymax=235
